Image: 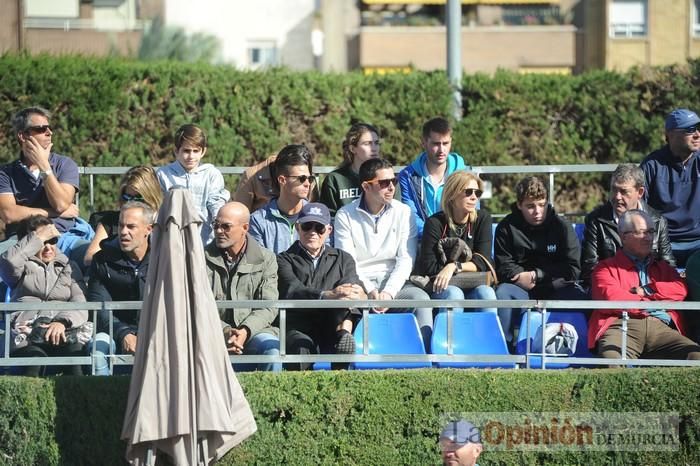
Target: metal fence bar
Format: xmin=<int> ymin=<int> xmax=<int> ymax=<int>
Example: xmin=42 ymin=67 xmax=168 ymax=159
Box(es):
xmin=2 ymin=298 xmax=700 ymax=370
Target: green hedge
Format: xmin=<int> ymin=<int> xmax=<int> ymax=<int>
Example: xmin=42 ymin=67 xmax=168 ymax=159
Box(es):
xmin=1 ymin=368 xmax=699 ymax=465
xmin=1 ymin=55 xmax=700 ymax=214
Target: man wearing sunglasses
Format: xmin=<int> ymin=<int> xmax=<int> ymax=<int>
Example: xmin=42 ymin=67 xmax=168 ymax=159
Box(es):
xmin=335 ymin=158 xmax=434 ymax=348
xmin=398 ymin=117 xmax=470 ymax=238
xmin=0 ymin=106 xmax=87 ymax=263
xmin=205 ymin=201 xmax=281 ymax=372
xmin=641 ymin=108 xmax=700 ymax=267
xmin=277 ymin=202 xmax=366 ymax=370
xmin=250 ymin=144 xmax=315 ymax=254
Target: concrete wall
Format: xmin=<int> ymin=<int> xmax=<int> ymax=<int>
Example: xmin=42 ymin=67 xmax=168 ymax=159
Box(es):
xmin=360 ymin=25 xmax=576 ymax=73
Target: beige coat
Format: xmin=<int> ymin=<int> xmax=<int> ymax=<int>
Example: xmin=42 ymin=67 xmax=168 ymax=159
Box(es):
xmin=0 ymin=233 xmax=87 ymax=330
xmin=204 ymin=235 xmax=279 ymax=338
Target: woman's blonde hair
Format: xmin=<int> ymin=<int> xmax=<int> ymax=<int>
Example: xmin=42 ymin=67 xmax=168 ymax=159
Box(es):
xmin=441 ymin=170 xmax=484 ymax=232
xmin=119 ymin=165 xmax=163 ymax=211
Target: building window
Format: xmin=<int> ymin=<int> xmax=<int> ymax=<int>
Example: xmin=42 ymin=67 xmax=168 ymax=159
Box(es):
xmin=25 ymin=0 xmax=79 ymax=18
xmin=693 ymin=0 xmax=700 ymax=37
xmin=247 ymin=41 xmax=278 ymax=68
xmin=609 ymin=0 xmax=647 ymax=38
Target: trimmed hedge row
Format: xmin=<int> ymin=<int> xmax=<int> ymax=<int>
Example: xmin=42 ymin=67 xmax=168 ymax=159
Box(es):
xmin=1 ymin=55 xmax=700 ymax=214
xmin=1 ymin=368 xmax=699 ymax=465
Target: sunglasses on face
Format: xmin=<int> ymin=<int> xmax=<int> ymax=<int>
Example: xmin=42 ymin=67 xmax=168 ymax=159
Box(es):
xmin=24 ymin=125 xmax=51 ymax=135
xmin=300 ymin=222 xmax=326 ymax=234
xmin=121 ymin=192 xmax=145 ymax=202
xmin=367 ymin=178 xmax=397 ymax=189
xmin=286 ymin=174 xmax=316 ymax=185
xmin=44 ymin=237 xmax=58 ymax=246
xmin=212 ymin=222 xmax=235 ymax=233
xmin=678 ymin=125 xmax=700 ymax=134
xmin=464 ymin=188 xmax=483 ymax=198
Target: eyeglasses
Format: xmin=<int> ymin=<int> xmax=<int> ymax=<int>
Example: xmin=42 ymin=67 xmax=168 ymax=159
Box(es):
xmin=367 ymin=178 xmax=397 ymax=189
xmin=622 ymin=229 xmax=656 ymax=237
xmin=679 ymin=125 xmax=700 ymax=135
xmin=300 ymin=222 xmax=326 ymax=234
xmin=121 ymin=192 xmax=145 ymax=203
xmin=44 ymin=237 xmax=58 ymax=246
xmin=285 ymin=174 xmax=316 ymax=185
xmin=212 ymin=222 xmax=236 ymax=233
xmin=464 ymin=188 xmax=483 ymax=198
xmin=24 ymin=125 xmax=51 ymax=135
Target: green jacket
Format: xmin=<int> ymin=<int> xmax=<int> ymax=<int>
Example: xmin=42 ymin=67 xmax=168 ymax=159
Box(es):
xmin=204 ymin=234 xmax=279 ymax=338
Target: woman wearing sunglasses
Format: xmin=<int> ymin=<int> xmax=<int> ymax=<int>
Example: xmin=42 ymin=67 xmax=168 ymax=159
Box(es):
xmin=0 ymin=215 xmax=88 ymax=376
xmin=84 ymin=165 xmax=162 ymax=265
xmin=414 ymin=170 xmax=497 ymax=314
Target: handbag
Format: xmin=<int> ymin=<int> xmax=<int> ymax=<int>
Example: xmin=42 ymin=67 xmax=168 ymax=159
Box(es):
xmin=28 ymin=316 xmax=93 ymax=347
xmin=410 ymin=226 xmax=499 ymax=291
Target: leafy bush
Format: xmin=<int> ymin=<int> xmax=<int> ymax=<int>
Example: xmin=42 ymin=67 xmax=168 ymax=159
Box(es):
xmin=1 ymin=369 xmax=699 ymax=465
xmin=1 ymin=55 xmax=699 ymax=216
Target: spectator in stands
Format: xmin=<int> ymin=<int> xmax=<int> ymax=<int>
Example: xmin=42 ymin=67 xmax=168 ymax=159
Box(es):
xmin=234 ymin=154 xmax=320 ymax=213
xmin=414 ymin=171 xmax=497 ymax=313
xmin=249 ymin=144 xmax=314 ymax=254
xmin=205 ymin=201 xmax=281 ymax=372
xmin=439 ymin=419 xmax=483 ymax=466
xmin=277 ymin=202 xmax=366 ymax=370
xmin=87 ymin=202 xmax=154 ymax=374
xmin=334 ymin=158 xmax=434 ymax=346
xmin=582 ymin=163 xmax=674 ymax=286
xmin=84 ymin=165 xmax=162 ymax=266
xmin=399 ymin=117 xmax=470 ymax=238
xmin=0 ymin=106 xmax=92 ymax=264
xmin=157 ymin=123 xmax=229 ymax=245
xmin=494 ymin=176 xmax=585 ymax=344
xmin=320 ymin=123 xmax=382 ymax=217
xmin=641 ymin=108 xmax=700 ymax=267
xmin=0 ymin=215 xmax=88 ymax=376
xmin=232 ymin=154 xmax=278 ymax=212
xmin=590 ymin=209 xmax=700 ymax=361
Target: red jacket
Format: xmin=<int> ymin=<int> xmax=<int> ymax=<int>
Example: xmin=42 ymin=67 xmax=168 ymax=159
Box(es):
xmin=589 ymin=250 xmax=688 ymax=349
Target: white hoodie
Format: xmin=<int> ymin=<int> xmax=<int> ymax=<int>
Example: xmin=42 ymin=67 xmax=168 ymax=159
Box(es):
xmin=334 ymin=197 xmax=417 ymax=298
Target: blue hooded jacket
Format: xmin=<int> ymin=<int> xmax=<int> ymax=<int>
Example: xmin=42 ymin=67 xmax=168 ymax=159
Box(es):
xmin=398 ymin=152 xmax=469 ymax=237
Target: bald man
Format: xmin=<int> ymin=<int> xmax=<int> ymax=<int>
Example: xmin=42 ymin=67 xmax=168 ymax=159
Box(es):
xmin=204 ymin=201 xmax=281 ymax=372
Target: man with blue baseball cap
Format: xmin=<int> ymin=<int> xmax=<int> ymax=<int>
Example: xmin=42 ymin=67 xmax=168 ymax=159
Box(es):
xmin=640 ymin=108 xmax=700 ymax=267
xmin=439 ymin=419 xmax=483 ymax=466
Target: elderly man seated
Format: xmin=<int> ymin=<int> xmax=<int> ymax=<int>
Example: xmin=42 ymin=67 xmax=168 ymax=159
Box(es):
xmin=590 ymin=209 xmax=700 ymax=361
xmin=277 ymin=202 xmax=366 ymax=370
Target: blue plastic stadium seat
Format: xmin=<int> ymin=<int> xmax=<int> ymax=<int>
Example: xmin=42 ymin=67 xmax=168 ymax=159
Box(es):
xmin=431 ymin=312 xmax=515 ymax=368
xmin=516 ymin=310 xmax=596 ymax=368
xmin=351 ymin=313 xmax=431 ymax=370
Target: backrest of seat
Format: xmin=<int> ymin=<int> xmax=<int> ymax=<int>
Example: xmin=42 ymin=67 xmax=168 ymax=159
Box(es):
xmin=354 ymin=313 xmax=426 ymax=355
xmin=432 ymin=312 xmax=508 ymax=355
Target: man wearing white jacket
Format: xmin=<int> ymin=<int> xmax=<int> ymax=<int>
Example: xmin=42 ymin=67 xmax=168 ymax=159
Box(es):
xmin=334 ymin=158 xmax=433 ymax=347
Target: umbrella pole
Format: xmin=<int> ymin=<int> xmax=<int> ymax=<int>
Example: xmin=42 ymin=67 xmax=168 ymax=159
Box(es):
xmin=145 ymin=445 xmax=155 ymax=466
xmin=198 ymin=436 xmax=209 ymax=466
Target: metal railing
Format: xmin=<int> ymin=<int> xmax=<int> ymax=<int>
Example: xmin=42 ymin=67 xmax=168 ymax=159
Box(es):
xmin=2 ymin=298 xmax=699 ymax=374
xmin=79 ymin=163 xmax=618 ymax=215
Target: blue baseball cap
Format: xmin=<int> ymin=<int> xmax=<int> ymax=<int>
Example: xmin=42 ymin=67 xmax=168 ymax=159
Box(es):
xmin=440 ymin=419 xmax=481 ymax=445
xmin=297 ymin=202 xmax=331 ymax=225
xmin=665 ymin=108 xmax=700 ymax=130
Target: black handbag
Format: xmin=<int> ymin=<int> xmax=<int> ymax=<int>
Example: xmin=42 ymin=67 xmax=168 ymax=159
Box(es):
xmin=29 ymin=317 xmax=82 ymax=346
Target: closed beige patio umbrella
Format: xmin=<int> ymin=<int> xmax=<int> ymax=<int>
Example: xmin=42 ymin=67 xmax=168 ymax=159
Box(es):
xmin=122 ymin=189 xmax=256 ymax=465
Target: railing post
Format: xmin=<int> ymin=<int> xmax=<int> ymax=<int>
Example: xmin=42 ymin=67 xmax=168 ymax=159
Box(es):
xmin=540 ymin=307 xmax=548 ymax=370
xmin=362 ymin=309 xmax=369 ymax=356
xmin=621 ymin=311 xmax=629 ymax=366
xmin=279 ymin=307 xmax=286 ymax=358
xmin=447 ymin=308 xmax=453 ymax=356
xmin=524 ymin=308 xmax=531 ymax=369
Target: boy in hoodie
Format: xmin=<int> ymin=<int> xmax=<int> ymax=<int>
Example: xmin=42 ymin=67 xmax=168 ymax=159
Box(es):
xmin=157 ymin=124 xmax=230 ymax=245
xmin=398 ymin=117 xmax=470 ymax=238
xmin=494 ymin=176 xmax=585 ymax=344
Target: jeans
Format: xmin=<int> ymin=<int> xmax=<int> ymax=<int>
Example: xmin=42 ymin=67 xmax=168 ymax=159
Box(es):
xmin=87 ymin=332 xmax=116 ymax=376
xmin=395 ymin=282 xmax=433 ymax=351
xmin=234 ymin=332 xmax=281 ymax=373
xmin=671 ymin=239 xmax=700 ymax=268
xmin=433 ymin=284 xmax=498 ymax=314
